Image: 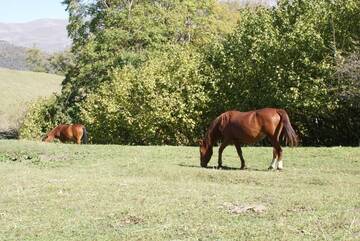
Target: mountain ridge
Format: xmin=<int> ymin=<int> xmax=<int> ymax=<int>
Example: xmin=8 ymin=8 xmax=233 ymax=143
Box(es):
xmin=0 ymin=18 xmax=71 ymax=53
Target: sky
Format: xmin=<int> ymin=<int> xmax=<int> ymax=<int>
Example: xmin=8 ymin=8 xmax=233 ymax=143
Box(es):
xmin=0 ymin=0 xmax=278 ymax=23
xmin=0 ymin=0 xmax=68 ymax=23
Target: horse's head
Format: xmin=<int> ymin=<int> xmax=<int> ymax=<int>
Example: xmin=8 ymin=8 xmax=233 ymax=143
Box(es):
xmin=199 ymin=139 xmax=213 ymax=168
xmin=42 ymin=134 xmax=49 ymax=142
xmin=42 ymin=133 xmax=53 ymax=142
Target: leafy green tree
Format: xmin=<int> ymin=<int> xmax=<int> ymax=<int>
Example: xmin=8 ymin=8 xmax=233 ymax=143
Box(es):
xmin=48 ymin=50 xmax=74 ymax=75
xmin=20 ymin=0 xmax=360 ymax=145
xmin=59 ymin=0 xmax=238 ymax=120
xmin=26 ymin=47 xmax=49 ymax=72
xmin=205 ymin=0 xmax=360 ymax=145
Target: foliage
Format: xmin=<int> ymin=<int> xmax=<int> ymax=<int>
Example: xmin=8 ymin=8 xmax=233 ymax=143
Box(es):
xmin=81 ymin=46 xmax=210 ymax=144
xmin=0 ymin=40 xmax=28 ymax=70
xmin=19 ymin=96 xmax=71 ymax=140
xmin=311 ymin=53 xmax=360 ymax=146
xmin=20 ymin=0 xmax=360 ymax=145
xmin=26 ymin=47 xmax=74 ymax=75
xmin=205 ymin=0 xmax=360 ymax=145
xmin=26 ymin=47 xmax=49 ymax=72
xmin=48 ymin=50 xmax=75 ymax=75
xmin=59 ymin=0 xmax=238 ymax=118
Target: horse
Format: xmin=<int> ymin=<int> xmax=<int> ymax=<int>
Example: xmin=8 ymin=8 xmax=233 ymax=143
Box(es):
xmin=42 ymin=124 xmax=88 ymax=144
xmin=199 ymin=108 xmax=298 ymax=170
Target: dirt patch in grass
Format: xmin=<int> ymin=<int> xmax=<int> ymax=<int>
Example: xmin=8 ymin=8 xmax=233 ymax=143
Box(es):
xmin=220 ymin=202 xmax=266 ymax=214
xmin=105 ymin=213 xmax=145 ymax=232
xmin=119 ymin=215 xmax=144 ymax=226
xmin=0 ymin=151 xmax=69 ymax=167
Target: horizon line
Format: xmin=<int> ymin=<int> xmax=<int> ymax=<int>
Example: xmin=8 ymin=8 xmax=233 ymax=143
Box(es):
xmin=0 ymin=18 xmax=68 ymax=24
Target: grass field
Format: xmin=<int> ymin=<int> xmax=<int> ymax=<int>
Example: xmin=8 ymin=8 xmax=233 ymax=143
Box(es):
xmin=0 ymin=140 xmax=359 ymax=240
xmin=0 ymin=68 xmax=62 ymax=131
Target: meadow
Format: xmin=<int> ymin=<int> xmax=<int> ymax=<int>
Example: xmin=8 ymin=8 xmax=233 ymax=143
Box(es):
xmin=0 ymin=140 xmax=359 ymax=240
xmin=0 ymin=68 xmax=62 ymax=131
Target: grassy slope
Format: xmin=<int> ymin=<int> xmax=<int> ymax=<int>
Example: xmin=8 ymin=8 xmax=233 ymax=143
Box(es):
xmin=0 ymin=68 xmax=62 ymax=130
xmin=0 ymin=141 xmax=359 ymax=240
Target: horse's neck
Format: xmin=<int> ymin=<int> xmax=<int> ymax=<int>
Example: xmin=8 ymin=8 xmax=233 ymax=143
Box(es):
xmin=49 ymin=127 xmax=59 ymax=138
xmin=207 ymin=132 xmax=218 ymax=147
xmin=206 ymin=117 xmax=221 ymax=146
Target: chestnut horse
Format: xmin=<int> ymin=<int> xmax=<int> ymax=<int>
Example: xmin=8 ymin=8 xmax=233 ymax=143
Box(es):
xmin=43 ymin=124 xmax=88 ymax=144
xmin=199 ymin=108 xmax=298 ymax=170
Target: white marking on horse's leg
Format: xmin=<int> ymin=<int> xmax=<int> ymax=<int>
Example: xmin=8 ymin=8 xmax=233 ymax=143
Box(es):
xmin=277 ymin=160 xmax=283 ymax=170
xmin=269 ymin=159 xmax=277 ymax=170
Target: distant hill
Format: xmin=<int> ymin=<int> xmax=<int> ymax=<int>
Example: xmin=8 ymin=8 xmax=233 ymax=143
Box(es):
xmin=0 ymin=68 xmax=63 ymax=135
xmin=0 ymin=40 xmax=28 ymax=70
xmin=0 ymin=19 xmax=71 ymax=53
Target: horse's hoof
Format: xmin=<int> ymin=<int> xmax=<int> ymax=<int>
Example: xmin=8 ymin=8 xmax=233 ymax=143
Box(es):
xmin=240 ymin=166 xmax=246 ymax=170
xmin=268 ymin=166 xmax=275 ymax=170
xmin=277 ymin=167 xmax=283 ymax=171
xmin=217 ymin=166 xmax=223 ymax=169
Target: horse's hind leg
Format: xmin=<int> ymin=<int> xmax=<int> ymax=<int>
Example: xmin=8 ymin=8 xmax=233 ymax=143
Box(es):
xmin=269 ymin=147 xmax=278 ymax=170
xmin=275 ymin=143 xmax=283 ymax=170
xmin=268 ymin=139 xmax=283 ymax=170
xmin=235 ymin=143 xmax=246 ymax=170
xmin=75 ymin=136 xmax=81 ymax=144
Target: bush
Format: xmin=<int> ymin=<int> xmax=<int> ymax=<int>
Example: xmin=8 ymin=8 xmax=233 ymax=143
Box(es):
xmin=19 ymin=96 xmax=71 ymax=140
xmin=204 ymin=0 xmax=360 ymax=145
xmin=80 ymin=46 xmax=210 ymax=145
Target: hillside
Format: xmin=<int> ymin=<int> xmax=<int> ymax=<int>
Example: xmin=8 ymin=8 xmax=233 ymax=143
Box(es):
xmin=0 ymin=19 xmax=70 ymax=53
xmin=0 ymin=68 xmax=62 ymax=133
xmin=0 ymin=40 xmax=28 ymax=70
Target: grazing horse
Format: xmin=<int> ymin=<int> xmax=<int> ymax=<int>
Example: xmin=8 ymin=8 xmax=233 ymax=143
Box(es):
xmin=43 ymin=124 xmax=88 ymax=144
xmin=199 ymin=108 xmax=298 ymax=170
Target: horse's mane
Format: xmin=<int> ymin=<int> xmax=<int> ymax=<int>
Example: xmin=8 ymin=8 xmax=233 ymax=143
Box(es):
xmin=46 ymin=124 xmax=63 ymax=136
xmin=205 ymin=115 xmax=222 ymax=145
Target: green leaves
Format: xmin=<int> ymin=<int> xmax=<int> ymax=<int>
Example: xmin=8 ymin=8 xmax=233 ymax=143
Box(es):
xmin=20 ymin=0 xmax=360 ymax=145
xmin=80 ymin=46 xmax=209 ymax=145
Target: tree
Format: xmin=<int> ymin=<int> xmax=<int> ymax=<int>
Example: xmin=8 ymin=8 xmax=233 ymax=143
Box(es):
xmin=26 ymin=47 xmax=49 ymax=72
xmin=48 ymin=50 xmax=74 ymax=75
xmin=59 ymin=0 xmax=238 ymax=121
xmin=205 ymin=0 xmax=360 ymax=145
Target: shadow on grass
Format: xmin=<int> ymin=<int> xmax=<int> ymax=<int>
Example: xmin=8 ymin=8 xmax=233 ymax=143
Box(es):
xmin=0 ymin=129 xmax=18 ymax=139
xmin=177 ymin=163 xmax=266 ymax=172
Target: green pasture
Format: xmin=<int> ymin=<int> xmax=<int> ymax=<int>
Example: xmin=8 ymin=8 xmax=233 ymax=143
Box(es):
xmin=0 ymin=140 xmax=359 ymax=240
xmin=0 ymin=68 xmax=62 ymax=130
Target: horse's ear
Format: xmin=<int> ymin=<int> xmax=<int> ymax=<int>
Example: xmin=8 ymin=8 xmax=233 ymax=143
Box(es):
xmin=198 ymin=139 xmax=203 ymax=146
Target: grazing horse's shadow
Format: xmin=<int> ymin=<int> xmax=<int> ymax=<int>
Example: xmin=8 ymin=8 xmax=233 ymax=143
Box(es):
xmin=177 ymin=163 xmax=266 ymax=172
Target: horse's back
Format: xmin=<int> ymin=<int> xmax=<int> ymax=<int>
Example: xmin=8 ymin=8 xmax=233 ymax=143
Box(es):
xmin=219 ymin=108 xmax=282 ymax=144
xmin=59 ymin=124 xmax=84 ymax=140
xmin=69 ymin=124 xmax=85 ymax=136
xmin=219 ymin=110 xmax=260 ymax=142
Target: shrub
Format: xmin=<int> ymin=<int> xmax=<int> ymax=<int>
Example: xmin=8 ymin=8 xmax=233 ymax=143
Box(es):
xmin=19 ymin=96 xmax=71 ymax=140
xmin=80 ymin=46 xmax=210 ymax=145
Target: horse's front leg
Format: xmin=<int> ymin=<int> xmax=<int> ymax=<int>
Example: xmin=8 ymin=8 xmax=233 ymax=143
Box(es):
xmin=218 ymin=142 xmax=228 ymax=169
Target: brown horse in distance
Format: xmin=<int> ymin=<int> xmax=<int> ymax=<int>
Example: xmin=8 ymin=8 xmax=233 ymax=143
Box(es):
xmin=199 ymin=108 xmax=298 ymax=170
xmin=43 ymin=124 xmax=88 ymax=144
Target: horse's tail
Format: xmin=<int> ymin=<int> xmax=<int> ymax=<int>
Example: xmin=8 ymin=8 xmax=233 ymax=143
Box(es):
xmin=277 ymin=109 xmax=298 ymax=147
xmin=81 ymin=127 xmax=88 ymax=144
